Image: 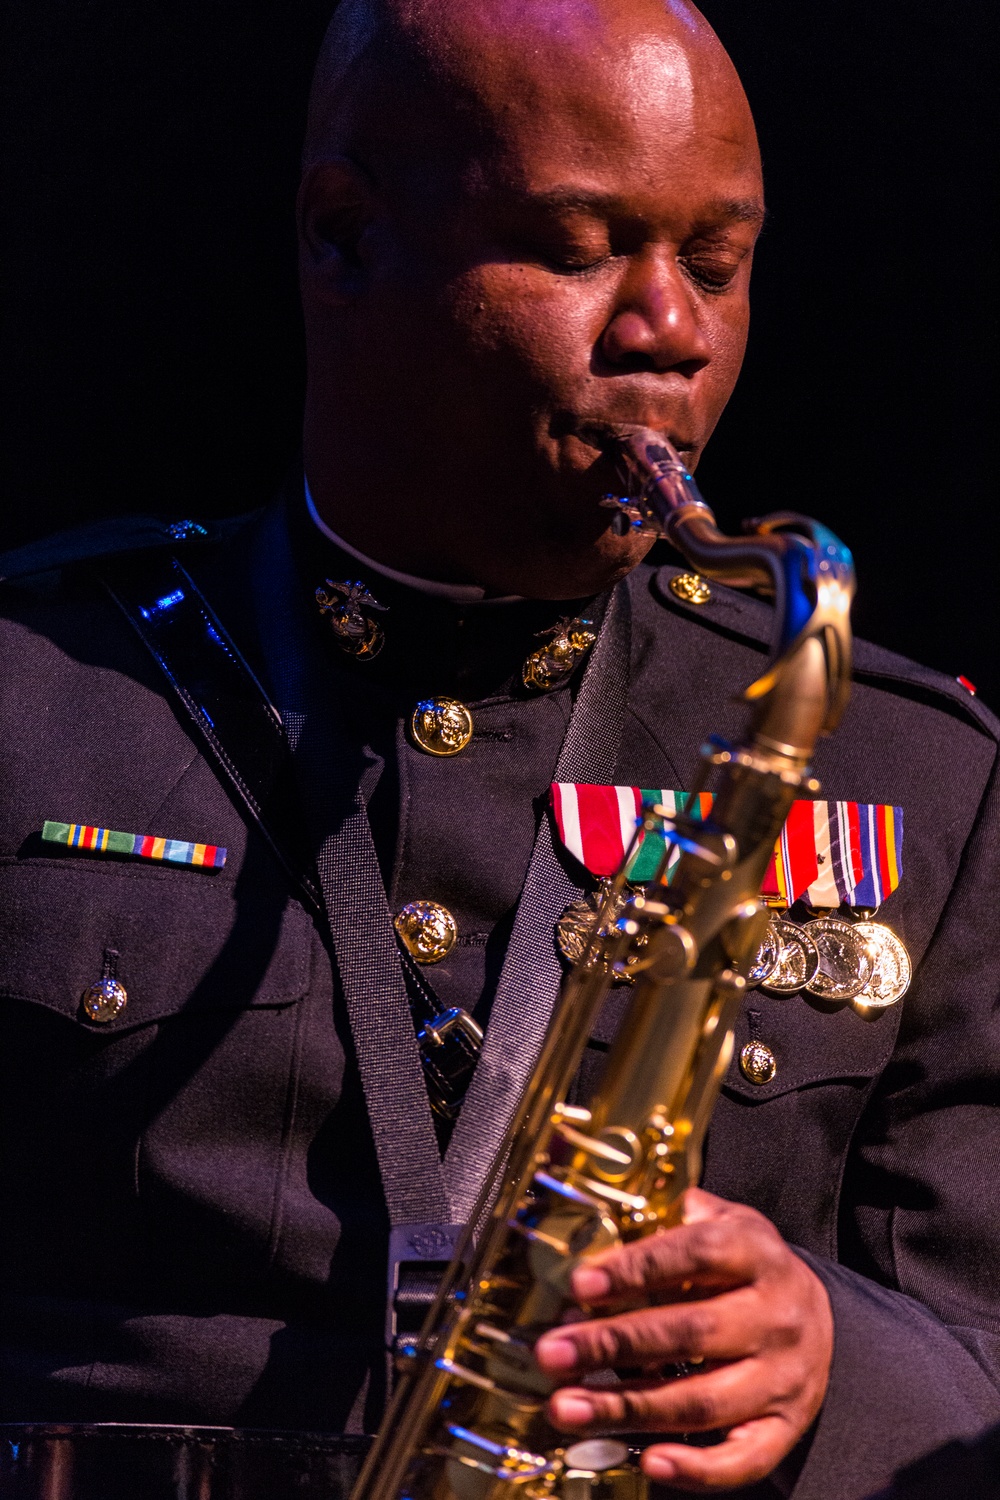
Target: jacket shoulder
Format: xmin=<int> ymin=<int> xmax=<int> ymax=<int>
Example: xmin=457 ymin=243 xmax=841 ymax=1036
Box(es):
xmin=0 ymin=512 xmax=257 ymax=590
xmin=634 ymin=559 xmax=999 ymax=742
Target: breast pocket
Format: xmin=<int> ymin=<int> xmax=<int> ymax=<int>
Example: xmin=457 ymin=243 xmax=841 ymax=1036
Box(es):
xmin=0 ymin=858 xmax=314 ymax=1304
xmin=704 ymin=991 xmax=902 ymax=1257
xmin=571 ymin=976 xmax=901 ymax=1261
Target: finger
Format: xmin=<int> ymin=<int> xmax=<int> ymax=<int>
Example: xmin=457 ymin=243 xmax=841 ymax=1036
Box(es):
xmin=535 ymin=1286 xmax=774 ymax=1377
xmin=682 ymin=1186 xmax=733 ymax=1223
xmin=547 ymin=1356 xmax=781 ymax=1436
xmin=641 ymin=1417 xmax=796 ymax=1492
xmin=570 ymin=1208 xmax=781 ymax=1305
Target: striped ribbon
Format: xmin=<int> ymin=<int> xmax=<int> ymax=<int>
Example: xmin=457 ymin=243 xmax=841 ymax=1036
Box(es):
xmin=550 ymin=784 xmax=902 ymax=908
xmin=42 ymin=820 xmax=227 ymax=870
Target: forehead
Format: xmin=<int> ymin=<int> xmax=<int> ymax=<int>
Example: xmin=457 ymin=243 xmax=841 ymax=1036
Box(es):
xmin=429 ymin=10 xmax=761 ymax=215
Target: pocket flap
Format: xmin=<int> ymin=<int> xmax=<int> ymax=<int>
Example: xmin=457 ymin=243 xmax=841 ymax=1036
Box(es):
xmin=0 ymin=861 xmax=312 ymax=1031
xmin=588 ymin=978 xmax=900 ymax=1102
xmin=722 ymin=987 xmax=901 ymax=1102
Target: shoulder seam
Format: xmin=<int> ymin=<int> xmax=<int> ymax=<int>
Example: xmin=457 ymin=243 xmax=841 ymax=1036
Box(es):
xmin=645 ymin=562 xmax=997 ymax=739
xmin=0 ymin=513 xmax=255 ymax=586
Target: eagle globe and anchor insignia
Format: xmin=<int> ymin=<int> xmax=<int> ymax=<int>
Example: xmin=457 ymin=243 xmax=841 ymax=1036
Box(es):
xmin=315 ymin=579 xmax=388 ymax=660
xmin=395 ymin=900 xmax=458 ymax=964
xmin=522 ymin=616 xmax=597 ymax=692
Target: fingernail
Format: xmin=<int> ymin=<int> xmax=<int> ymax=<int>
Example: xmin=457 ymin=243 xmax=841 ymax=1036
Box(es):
xmin=551 ymin=1393 xmax=595 ymax=1426
xmin=534 ymin=1334 xmax=577 ymax=1371
xmin=572 ymin=1264 xmax=611 ymax=1300
xmin=644 ymin=1454 xmax=677 ymax=1480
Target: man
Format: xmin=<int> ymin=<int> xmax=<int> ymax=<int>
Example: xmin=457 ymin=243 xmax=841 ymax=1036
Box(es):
xmin=0 ymin=2 xmax=997 ymax=1497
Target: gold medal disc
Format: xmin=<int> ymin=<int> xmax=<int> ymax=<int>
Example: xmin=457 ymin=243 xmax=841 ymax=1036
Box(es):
xmin=804 ymin=916 xmax=873 ymax=1001
xmin=763 ymin=917 xmax=821 ymax=995
xmin=852 ymin=921 xmax=912 ymax=1007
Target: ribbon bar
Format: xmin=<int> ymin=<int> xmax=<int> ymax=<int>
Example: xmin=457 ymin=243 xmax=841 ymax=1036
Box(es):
xmin=42 ymin=820 xmax=227 ymax=871
xmin=550 ymin=784 xmax=902 ymax=909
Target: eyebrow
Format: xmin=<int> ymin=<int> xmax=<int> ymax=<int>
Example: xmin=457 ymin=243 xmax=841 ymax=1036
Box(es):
xmin=517 ymin=187 xmax=767 ymax=228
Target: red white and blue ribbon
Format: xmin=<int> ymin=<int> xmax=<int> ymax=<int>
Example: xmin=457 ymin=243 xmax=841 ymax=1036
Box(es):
xmin=550 ymin=784 xmax=902 ymax=908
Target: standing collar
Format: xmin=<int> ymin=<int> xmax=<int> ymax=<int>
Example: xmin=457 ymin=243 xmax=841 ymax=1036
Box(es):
xmin=304 ymin=477 xmax=524 ymax=606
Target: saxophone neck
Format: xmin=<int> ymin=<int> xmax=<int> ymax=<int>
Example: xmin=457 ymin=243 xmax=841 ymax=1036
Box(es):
xmin=611 ymin=426 xmax=855 ymax=767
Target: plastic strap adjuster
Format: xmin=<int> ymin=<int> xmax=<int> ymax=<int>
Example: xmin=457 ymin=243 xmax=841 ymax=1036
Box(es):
xmin=387 ymin=1221 xmax=465 ymax=1353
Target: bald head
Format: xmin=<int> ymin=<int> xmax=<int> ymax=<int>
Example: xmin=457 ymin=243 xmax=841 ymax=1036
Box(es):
xmin=299 ymin=0 xmax=762 ymax=596
xmin=303 ymin=0 xmax=748 ymax=174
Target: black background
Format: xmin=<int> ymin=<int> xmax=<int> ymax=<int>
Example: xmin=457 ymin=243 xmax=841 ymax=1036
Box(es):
xmin=2 ymin=2 xmax=997 ymax=702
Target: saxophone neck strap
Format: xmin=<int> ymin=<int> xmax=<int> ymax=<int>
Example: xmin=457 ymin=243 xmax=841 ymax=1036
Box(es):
xmin=97 ymin=537 xmax=454 ymax=1236
xmin=98 ymin=548 xmax=321 ymax=912
xmin=96 ymin=512 xmax=633 ymax=1245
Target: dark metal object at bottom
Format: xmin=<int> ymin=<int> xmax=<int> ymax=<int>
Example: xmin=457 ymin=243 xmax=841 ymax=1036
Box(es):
xmin=0 ymin=1425 xmax=370 ymax=1500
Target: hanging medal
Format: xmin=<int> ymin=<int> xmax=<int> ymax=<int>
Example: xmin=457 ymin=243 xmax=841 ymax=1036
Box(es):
xmin=761 ymin=917 xmax=821 ymax=995
xmin=550 ymin=782 xmax=911 ymax=1007
xmin=851 ymin=917 xmax=912 ymax=1008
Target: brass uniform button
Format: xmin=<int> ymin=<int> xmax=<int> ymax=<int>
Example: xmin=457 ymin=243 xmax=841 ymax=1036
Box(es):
xmin=739 ymin=1040 xmax=777 ymax=1085
xmin=395 ymin=900 xmax=458 ymax=964
xmin=669 ymin=572 xmax=712 ymax=606
xmin=81 ymin=978 xmax=128 ymax=1024
xmin=410 ymin=697 xmax=474 ymax=756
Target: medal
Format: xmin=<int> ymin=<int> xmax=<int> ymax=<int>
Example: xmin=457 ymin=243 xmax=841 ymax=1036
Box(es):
xmin=762 ymin=917 xmax=821 ymax=995
xmin=555 ymin=881 xmax=642 ymax=980
xmin=803 ymin=916 xmax=873 ymax=1001
xmin=548 ymin=784 xmax=911 ymax=1009
xmin=555 ymin=890 xmax=604 ymax=966
xmin=852 ymin=921 xmax=912 ymax=1007
xmin=748 ymin=921 xmax=782 ymax=985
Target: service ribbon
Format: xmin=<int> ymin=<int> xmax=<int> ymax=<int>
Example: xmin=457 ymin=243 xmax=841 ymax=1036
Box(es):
xmin=550 ymin=784 xmax=902 ymax=908
xmin=42 ymin=820 xmax=227 ymax=870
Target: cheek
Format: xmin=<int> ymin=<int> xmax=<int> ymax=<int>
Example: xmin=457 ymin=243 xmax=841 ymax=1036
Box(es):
xmin=444 ymin=266 xmax=602 ymax=392
xmin=699 ymin=297 xmax=751 ymax=422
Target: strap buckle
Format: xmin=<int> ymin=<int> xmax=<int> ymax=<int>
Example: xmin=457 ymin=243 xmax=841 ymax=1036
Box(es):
xmin=387 ymin=1221 xmax=466 ymax=1355
xmin=416 ymin=1007 xmax=483 ymax=1123
xmin=399 ymin=941 xmax=484 ymax=1124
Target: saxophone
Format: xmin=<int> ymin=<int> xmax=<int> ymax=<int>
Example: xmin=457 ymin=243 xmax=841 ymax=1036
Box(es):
xmin=352 ymin=427 xmax=855 ymax=1500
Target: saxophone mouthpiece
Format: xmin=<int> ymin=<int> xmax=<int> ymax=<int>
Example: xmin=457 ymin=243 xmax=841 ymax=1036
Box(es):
xmin=595 ymin=425 xmax=715 ymax=542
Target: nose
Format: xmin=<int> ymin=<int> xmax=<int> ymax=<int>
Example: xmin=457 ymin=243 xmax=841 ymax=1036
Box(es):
xmin=599 ymin=250 xmax=711 ymax=376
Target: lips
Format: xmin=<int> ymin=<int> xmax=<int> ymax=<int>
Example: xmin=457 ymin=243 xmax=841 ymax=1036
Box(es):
xmin=569 ymin=417 xmax=697 ymax=461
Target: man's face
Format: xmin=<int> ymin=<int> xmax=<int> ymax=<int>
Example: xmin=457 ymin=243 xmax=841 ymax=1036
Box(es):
xmin=302 ymin=11 xmax=764 ymax=597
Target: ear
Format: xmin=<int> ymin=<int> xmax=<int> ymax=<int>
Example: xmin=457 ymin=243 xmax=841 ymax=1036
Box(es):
xmin=297 ymin=157 xmax=376 ymax=296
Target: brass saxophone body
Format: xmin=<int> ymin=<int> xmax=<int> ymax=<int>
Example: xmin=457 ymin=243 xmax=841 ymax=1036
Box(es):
xmin=352 ymin=429 xmax=855 ymax=1500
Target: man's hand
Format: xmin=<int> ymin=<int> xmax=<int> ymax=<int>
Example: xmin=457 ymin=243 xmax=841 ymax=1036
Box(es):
xmin=534 ymin=1188 xmax=833 ymax=1492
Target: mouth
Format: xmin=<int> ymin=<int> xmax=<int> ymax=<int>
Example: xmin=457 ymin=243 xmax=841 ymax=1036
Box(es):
xmin=568 ymin=418 xmax=697 ymax=465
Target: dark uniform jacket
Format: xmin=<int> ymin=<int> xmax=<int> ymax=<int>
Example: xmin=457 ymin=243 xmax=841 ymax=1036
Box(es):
xmin=1 ymin=497 xmax=998 ymax=1500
